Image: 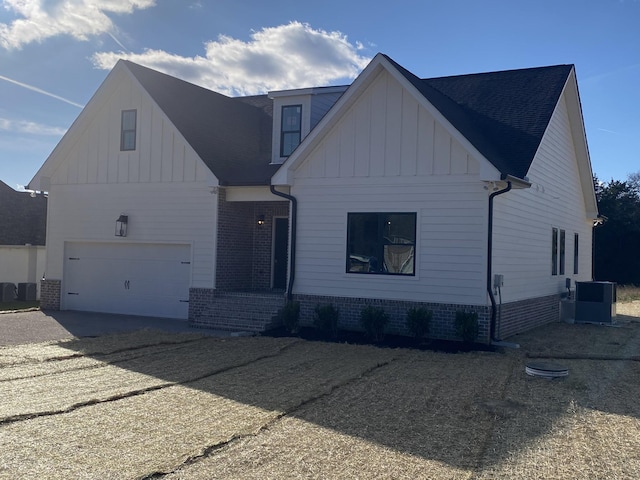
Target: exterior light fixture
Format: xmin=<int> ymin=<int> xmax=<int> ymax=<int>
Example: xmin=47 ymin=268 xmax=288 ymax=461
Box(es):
xmin=257 ymin=215 xmax=265 ymax=226
xmin=115 ymin=215 xmax=128 ymax=237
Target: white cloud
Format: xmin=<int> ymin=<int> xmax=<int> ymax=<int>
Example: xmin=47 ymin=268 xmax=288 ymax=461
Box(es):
xmin=0 ymin=117 xmax=66 ymax=136
xmin=92 ymin=22 xmax=371 ymax=96
xmin=0 ymin=0 xmax=155 ymax=49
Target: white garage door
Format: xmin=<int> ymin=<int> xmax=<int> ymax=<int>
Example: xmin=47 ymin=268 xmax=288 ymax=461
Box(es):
xmin=64 ymin=242 xmax=191 ymax=319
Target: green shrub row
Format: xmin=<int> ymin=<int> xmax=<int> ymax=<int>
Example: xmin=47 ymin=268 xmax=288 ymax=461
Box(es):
xmin=277 ymin=301 xmax=479 ymax=344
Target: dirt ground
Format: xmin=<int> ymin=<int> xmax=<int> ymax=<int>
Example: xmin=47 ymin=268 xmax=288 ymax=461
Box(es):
xmin=1 ymin=304 xmax=639 ymax=479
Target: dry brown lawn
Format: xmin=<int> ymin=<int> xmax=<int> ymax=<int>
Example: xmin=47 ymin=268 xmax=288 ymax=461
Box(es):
xmin=1 ymin=304 xmax=639 ymax=479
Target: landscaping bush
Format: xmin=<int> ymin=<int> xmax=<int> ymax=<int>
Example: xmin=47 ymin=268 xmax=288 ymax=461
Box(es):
xmin=279 ymin=301 xmax=300 ymax=334
xmin=360 ymin=305 xmax=388 ymax=342
xmin=406 ymin=306 xmax=432 ymax=341
xmin=313 ymin=303 xmax=340 ymax=339
xmin=455 ymin=310 xmax=479 ymax=344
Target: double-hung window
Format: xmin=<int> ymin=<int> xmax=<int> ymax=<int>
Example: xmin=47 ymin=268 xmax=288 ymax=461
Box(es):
xmin=121 ymin=109 xmax=137 ymax=151
xmin=280 ymin=105 xmax=302 ymax=157
xmin=347 ymin=212 xmax=416 ymax=275
xmin=551 ymin=227 xmax=566 ymax=276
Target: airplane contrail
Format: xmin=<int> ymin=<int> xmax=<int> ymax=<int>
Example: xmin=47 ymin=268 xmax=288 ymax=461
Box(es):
xmin=0 ymin=74 xmax=84 ymax=108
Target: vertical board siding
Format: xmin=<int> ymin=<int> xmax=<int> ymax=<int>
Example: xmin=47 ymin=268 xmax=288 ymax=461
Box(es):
xmin=50 ymin=73 xmax=208 ymax=186
xmin=291 ymin=70 xmax=487 ymax=305
xmin=492 ymin=93 xmax=593 ymax=303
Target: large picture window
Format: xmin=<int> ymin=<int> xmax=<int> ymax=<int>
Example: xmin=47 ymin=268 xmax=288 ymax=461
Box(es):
xmin=121 ymin=109 xmax=137 ymax=151
xmin=347 ymin=212 xmax=416 ymax=275
xmin=280 ymin=105 xmax=302 ymax=157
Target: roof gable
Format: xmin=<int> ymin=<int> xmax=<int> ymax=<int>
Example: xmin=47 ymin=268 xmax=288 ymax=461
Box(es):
xmin=124 ymin=61 xmax=277 ymax=186
xmin=385 ymin=55 xmax=572 ymax=179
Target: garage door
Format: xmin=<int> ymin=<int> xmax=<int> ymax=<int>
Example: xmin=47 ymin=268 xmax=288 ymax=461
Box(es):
xmin=64 ymin=242 xmax=191 ymax=319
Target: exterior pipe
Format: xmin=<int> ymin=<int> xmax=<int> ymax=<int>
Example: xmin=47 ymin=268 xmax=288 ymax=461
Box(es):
xmin=487 ymin=181 xmax=511 ymax=343
xmin=270 ymin=185 xmax=297 ymax=301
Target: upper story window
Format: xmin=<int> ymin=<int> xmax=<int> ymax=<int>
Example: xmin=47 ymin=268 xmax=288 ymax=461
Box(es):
xmin=347 ymin=212 xmax=416 ymax=275
xmin=120 ymin=109 xmax=137 ymax=151
xmin=280 ymin=105 xmax=302 ymax=157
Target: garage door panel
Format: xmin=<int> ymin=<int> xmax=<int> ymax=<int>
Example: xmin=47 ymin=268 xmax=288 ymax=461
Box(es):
xmin=63 ymin=242 xmax=191 ymax=319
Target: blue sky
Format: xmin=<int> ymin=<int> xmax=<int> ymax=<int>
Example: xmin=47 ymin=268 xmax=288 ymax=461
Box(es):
xmin=0 ymin=0 xmax=638 ymax=191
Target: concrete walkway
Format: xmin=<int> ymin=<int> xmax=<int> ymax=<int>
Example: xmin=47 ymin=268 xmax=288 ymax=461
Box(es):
xmin=0 ymin=310 xmax=232 ymax=346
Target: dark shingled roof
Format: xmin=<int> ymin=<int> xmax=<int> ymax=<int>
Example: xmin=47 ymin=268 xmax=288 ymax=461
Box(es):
xmin=125 ymin=57 xmax=571 ymax=185
xmin=384 ymin=55 xmax=572 ymax=179
xmin=124 ymin=61 xmax=278 ymax=186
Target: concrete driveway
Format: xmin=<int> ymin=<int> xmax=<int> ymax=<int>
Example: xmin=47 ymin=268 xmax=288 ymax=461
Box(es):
xmin=0 ymin=309 xmax=230 ymax=346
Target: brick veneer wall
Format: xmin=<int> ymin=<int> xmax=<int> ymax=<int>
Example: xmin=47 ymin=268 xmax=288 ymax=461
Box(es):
xmin=216 ymin=189 xmax=254 ymax=290
xmin=188 ymin=287 xmax=217 ymax=320
xmin=294 ymin=294 xmax=491 ymax=343
xmin=40 ymin=279 xmax=61 ymax=310
xmin=496 ymin=293 xmax=561 ymax=340
xmin=251 ymin=202 xmax=289 ymax=290
xmin=216 ymin=188 xmax=289 ymax=291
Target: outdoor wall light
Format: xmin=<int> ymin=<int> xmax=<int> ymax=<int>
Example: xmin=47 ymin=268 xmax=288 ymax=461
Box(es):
xmin=115 ymin=214 xmax=128 ymax=237
xmin=257 ymin=214 xmax=265 ymax=226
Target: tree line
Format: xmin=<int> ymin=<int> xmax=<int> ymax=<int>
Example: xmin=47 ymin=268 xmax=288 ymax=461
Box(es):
xmin=594 ymin=171 xmax=640 ymax=285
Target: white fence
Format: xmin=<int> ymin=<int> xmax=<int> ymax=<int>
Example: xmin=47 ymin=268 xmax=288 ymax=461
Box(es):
xmin=0 ymin=245 xmax=45 ymax=300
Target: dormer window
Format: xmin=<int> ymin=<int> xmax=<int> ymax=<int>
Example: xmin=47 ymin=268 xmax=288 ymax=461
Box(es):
xmin=280 ymin=105 xmax=302 ymax=157
xmin=121 ymin=109 xmax=137 ymax=151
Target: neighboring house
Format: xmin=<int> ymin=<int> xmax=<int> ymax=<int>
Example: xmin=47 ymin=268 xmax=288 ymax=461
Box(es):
xmin=29 ymin=53 xmax=598 ymax=342
xmin=0 ymin=181 xmax=47 ymax=298
xmin=0 ymin=180 xmax=47 ymax=246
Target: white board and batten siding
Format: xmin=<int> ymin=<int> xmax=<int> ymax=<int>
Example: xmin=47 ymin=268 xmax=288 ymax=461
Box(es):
xmin=291 ymin=69 xmax=490 ymax=306
xmin=492 ymin=92 xmax=594 ymax=303
xmin=40 ymin=67 xmax=219 ymax=318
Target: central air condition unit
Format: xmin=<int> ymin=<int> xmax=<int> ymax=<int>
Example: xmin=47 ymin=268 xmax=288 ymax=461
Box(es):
xmin=0 ymin=283 xmax=17 ymax=302
xmin=18 ymin=283 xmax=37 ymax=301
xmin=575 ymin=281 xmax=616 ymax=324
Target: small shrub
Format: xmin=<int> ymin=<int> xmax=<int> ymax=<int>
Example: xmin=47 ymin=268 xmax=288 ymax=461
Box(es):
xmin=279 ymin=301 xmax=300 ymax=334
xmin=455 ymin=310 xmax=479 ymax=344
xmin=313 ymin=303 xmax=340 ymax=339
xmin=406 ymin=306 xmax=432 ymax=341
xmin=360 ymin=305 xmax=388 ymax=342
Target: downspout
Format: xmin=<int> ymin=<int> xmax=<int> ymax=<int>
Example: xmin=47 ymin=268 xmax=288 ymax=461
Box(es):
xmin=270 ymin=185 xmax=297 ymax=301
xmin=487 ymin=181 xmax=511 ymax=344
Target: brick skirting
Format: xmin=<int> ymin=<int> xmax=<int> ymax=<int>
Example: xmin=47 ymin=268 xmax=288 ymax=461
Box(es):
xmin=496 ymin=293 xmax=561 ymax=340
xmin=294 ymin=294 xmax=491 ymax=343
xmin=40 ymin=279 xmax=61 ymax=311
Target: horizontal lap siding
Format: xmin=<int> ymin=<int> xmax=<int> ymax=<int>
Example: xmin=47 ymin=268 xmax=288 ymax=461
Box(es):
xmin=492 ymin=93 xmax=593 ymax=303
xmin=293 ymin=180 xmax=487 ymax=305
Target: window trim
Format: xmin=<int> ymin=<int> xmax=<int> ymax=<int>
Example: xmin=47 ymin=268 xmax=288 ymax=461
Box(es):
xmin=559 ymin=229 xmax=566 ymax=275
xmin=280 ymin=104 xmax=302 ymax=157
xmin=120 ymin=109 xmax=137 ymax=151
xmin=573 ymin=233 xmax=579 ymax=275
xmin=346 ymin=212 xmax=417 ymax=276
xmin=552 ymin=227 xmax=558 ymax=276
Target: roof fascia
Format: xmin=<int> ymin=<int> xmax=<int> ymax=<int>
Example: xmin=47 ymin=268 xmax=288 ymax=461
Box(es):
xmin=564 ymin=68 xmax=599 ymax=219
xmin=271 ymin=54 xmax=500 ymax=186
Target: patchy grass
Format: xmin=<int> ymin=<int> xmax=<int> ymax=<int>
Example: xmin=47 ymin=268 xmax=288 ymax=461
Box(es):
xmin=0 ymin=301 xmax=39 ymax=312
xmin=0 ymin=312 xmax=639 ymax=479
xmin=618 ymin=284 xmax=640 ymax=302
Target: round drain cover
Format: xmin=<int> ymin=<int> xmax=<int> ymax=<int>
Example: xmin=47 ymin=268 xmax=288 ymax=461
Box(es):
xmin=525 ymin=362 xmax=569 ymax=378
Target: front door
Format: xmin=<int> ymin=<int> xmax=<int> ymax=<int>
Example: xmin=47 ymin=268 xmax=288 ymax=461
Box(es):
xmin=272 ymin=217 xmax=289 ymax=289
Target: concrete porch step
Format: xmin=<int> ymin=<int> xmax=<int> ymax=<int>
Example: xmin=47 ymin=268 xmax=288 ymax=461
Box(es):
xmin=190 ymin=292 xmax=286 ymax=333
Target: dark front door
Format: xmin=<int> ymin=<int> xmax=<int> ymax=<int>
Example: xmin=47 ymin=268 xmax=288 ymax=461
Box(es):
xmin=273 ymin=217 xmax=289 ymax=290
